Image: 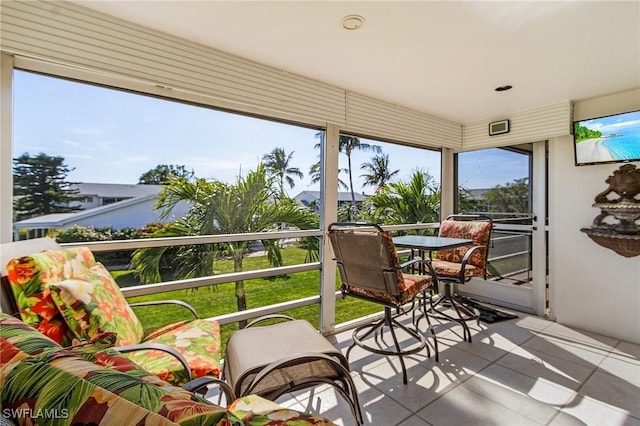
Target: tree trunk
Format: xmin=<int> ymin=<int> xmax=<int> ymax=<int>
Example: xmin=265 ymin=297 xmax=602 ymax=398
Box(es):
xmin=233 ymin=248 xmax=248 ymax=329
xmin=347 ymin=154 xmax=357 ymax=220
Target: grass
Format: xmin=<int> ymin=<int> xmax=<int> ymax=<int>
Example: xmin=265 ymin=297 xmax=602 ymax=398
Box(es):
xmin=115 ymin=246 xmax=382 ymax=352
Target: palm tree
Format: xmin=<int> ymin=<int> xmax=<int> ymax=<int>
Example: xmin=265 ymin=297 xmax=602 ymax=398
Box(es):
xmin=360 ymin=153 xmax=399 ymax=191
xmin=261 ymin=147 xmax=303 ymax=197
xmin=308 ymin=160 xmax=349 ymax=190
xmin=367 ymin=169 xmax=440 ymax=232
xmin=312 ymin=135 xmax=381 ymax=220
xmin=132 ymin=164 xmax=318 ymax=324
xmin=339 ymin=136 xmax=381 ymax=216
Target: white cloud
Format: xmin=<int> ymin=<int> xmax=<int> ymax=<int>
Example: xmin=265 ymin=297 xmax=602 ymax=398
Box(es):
xmin=69 ymin=126 xmax=105 ymax=136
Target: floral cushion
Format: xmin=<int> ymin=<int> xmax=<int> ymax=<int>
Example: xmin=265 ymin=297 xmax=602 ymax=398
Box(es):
xmin=1 ymin=340 xmax=232 ymax=426
xmin=435 ymin=220 xmax=492 ymax=276
xmin=125 ymin=319 xmax=222 ymax=387
xmin=228 ymin=395 xmax=336 ymax=425
xmin=48 ymin=263 xmax=145 ymax=346
xmin=346 ymin=272 xmax=433 ymax=307
xmin=0 ymin=313 xmax=60 ymax=356
xmin=0 ymin=313 xmax=336 ymax=426
xmin=6 ymin=247 xmax=97 ymax=346
xmin=339 ymin=228 xmax=433 ymax=307
xmin=430 ymin=259 xmax=478 ymax=279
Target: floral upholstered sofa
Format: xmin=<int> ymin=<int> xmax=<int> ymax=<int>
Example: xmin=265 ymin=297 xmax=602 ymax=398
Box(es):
xmin=0 ymin=239 xmax=336 ymax=425
xmin=0 ymin=313 xmax=335 ymax=425
xmin=4 ymin=244 xmax=220 ymax=386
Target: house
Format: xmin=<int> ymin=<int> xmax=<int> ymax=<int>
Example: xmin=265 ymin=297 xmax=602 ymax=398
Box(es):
xmin=13 ymin=184 xmax=190 ymax=239
xmin=0 ymin=1 xmax=638 ymax=349
xmin=295 ymin=191 xmax=366 ymax=213
xmin=68 ymin=183 xmax=166 ymax=209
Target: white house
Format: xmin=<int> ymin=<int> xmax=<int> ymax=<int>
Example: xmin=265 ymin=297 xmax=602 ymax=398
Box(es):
xmin=295 ymin=191 xmax=366 ymax=213
xmin=68 ymin=183 xmax=167 ymax=210
xmin=13 ymin=184 xmax=190 ymax=238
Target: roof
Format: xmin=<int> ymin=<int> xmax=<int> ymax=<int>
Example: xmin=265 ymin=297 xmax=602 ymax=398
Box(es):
xmin=294 ymin=191 xmax=367 ymax=202
xmin=72 ymin=183 xmax=165 ymax=198
xmin=14 ymin=194 xmax=158 ymax=229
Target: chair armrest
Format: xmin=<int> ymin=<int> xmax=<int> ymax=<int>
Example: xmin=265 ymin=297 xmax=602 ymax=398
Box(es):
xmin=398 ymin=257 xmax=439 ymax=285
xmin=399 ymin=257 xmax=426 ymax=271
xmin=129 ymin=300 xmax=199 ymax=319
xmin=182 ymin=376 xmax=236 ymax=403
xmin=458 ymin=245 xmax=485 ymax=282
xmin=243 ymin=352 xmax=363 ymax=425
xmin=114 ymin=342 xmax=192 ymax=382
xmin=244 ymin=314 xmax=295 ymax=328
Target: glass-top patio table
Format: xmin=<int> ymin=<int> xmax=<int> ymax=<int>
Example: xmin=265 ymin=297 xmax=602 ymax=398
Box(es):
xmin=392 ymin=235 xmax=473 ymax=258
xmin=393 ymin=234 xmax=478 ymax=343
xmin=392 ymin=235 xmax=473 ymax=276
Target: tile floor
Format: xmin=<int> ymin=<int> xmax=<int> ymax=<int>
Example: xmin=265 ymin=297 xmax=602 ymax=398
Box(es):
xmin=270 ymin=306 xmax=640 ymax=426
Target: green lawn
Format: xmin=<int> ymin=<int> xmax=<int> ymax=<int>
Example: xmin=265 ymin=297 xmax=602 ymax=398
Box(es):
xmin=114 ymin=247 xmax=382 ymax=352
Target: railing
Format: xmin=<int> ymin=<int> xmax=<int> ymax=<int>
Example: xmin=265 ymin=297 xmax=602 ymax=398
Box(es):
xmin=60 ymin=223 xmax=439 ymax=327
xmin=58 ymin=218 xmax=533 ymax=328
xmin=477 ymin=214 xmax=535 ymax=285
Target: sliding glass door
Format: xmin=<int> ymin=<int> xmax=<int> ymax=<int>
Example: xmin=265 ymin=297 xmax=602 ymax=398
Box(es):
xmin=455 ymin=143 xmax=547 ymax=315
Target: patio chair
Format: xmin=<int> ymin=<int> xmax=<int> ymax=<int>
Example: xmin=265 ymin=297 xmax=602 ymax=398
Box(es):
xmin=327 ymin=222 xmax=439 ymax=385
xmin=429 ymin=214 xmax=493 ymax=342
xmin=223 ymin=315 xmax=363 ymax=424
xmin=2 ymin=238 xmax=223 ymax=387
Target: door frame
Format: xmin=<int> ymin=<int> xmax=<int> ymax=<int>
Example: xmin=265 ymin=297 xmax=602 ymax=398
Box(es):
xmin=456 ymin=141 xmax=548 ymax=316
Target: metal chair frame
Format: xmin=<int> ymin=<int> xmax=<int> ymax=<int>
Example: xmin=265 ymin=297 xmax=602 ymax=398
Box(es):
xmin=328 ymin=222 xmax=439 ymax=385
xmin=427 ymin=214 xmax=493 ymax=343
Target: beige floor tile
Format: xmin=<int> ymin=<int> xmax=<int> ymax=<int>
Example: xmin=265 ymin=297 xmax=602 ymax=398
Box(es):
xmin=355 ymin=384 xmax=414 ymax=426
xmin=550 ymin=391 xmax=640 ymax=426
xmin=396 ymin=415 xmax=433 ymax=426
xmin=548 ymin=410 xmax=640 ymax=426
xmin=511 ymin=313 xmax=555 ymax=332
xmin=598 ymin=354 xmax=640 ymax=385
xmin=577 ymin=369 xmax=640 ymax=418
xmin=522 ymin=334 xmax=610 ymax=367
xmin=496 ymin=345 xmax=597 ymax=390
xmin=613 ymin=340 xmax=640 ymax=360
xmin=541 ymin=322 xmax=620 ymax=349
xmin=280 ymin=386 xmax=361 ymax=426
xmin=438 ymin=327 xmax=522 ymax=362
xmin=416 ymin=384 xmax=541 ymax=426
xmin=608 ymin=340 xmax=640 ymax=367
xmin=463 ymin=363 xmax=575 ymax=424
xmin=280 ymin=312 xmax=639 ymax=426
xmin=364 ymin=346 xmax=492 ymax=412
xmin=471 ymin=319 xmax=540 ymax=345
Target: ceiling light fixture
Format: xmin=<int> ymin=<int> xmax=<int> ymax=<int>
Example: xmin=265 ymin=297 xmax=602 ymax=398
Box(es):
xmin=495 ymin=85 xmax=513 ymax=92
xmin=341 ymin=15 xmax=365 ymax=31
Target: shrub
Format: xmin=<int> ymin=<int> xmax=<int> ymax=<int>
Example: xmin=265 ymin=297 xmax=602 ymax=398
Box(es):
xmin=55 ymin=225 xmax=155 ymax=267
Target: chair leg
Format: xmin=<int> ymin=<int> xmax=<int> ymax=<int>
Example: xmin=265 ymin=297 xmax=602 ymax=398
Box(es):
xmin=347 ymin=307 xmax=427 ymax=385
xmin=428 ymin=282 xmax=478 ymax=343
xmin=414 ymin=291 xmax=439 ymax=362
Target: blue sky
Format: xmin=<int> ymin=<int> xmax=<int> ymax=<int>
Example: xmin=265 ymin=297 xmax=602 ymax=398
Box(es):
xmin=579 ymin=111 xmax=640 ymax=136
xmin=13 ymin=70 xmax=527 ymax=193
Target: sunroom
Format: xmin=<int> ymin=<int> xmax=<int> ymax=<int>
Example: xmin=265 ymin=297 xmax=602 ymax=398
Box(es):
xmin=0 ymin=1 xmax=639 ymax=425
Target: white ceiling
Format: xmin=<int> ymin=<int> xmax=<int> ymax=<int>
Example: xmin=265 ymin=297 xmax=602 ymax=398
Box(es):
xmin=73 ymin=1 xmax=639 ymax=124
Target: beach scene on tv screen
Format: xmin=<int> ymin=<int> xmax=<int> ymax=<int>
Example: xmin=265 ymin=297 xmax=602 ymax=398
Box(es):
xmin=575 ymin=110 xmax=640 ymax=164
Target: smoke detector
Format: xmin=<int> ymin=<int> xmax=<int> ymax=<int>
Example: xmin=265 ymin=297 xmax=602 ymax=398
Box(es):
xmin=341 ymin=15 xmax=365 ymax=31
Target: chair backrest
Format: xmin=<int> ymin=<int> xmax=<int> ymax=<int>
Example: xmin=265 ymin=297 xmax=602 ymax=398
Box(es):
xmin=436 ymin=215 xmax=493 ymax=275
xmin=0 ymin=237 xmax=62 ymax=315
xmin=327 ymin=222 xmax=404 ymax=298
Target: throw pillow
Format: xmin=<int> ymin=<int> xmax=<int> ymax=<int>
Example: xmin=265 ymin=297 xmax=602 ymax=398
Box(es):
xmin=6 ymin=247 xmax=97 ymax=345
xmin=49 ymin=263 xmax=144 ymax=346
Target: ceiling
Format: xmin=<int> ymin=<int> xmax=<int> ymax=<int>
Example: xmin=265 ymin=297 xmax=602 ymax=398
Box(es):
xmin=72 ymin=1 xmax=639 ymax=124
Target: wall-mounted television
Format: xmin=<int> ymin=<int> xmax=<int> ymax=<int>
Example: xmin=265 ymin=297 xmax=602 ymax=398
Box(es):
xmin=574 ymin=110 xmax=640 ymax=166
